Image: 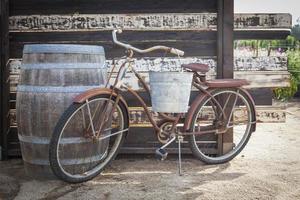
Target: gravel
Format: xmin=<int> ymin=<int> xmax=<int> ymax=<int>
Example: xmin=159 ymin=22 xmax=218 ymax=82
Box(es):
xmin=1 ymin=101 xmax=300 ymax=200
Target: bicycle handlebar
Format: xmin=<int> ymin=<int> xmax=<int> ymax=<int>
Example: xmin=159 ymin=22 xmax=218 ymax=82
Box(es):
xmin=112 ymin=29 xmax=185 ymax=56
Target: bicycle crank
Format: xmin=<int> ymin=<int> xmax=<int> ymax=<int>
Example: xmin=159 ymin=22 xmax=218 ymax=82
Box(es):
xmin=155 ymin=136 xmax=176 ymax=160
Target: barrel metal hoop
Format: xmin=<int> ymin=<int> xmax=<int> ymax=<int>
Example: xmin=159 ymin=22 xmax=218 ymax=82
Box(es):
xmin=23 ymin=155 xmax=107 ymax=166
xmin=23 ymin=44 xmax=105 ymax=55
xmin=18 ymin=134 xmax=108 ymax=144
xmin=17 ymin=85 xmax=103 ymax=93
xmin=19 ymin=134 xmax=108 ymax=165
xmin=21 ymin=63 xmax=107 ymax=70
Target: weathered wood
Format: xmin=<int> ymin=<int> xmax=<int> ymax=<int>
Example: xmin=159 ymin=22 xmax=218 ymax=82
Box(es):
xmin=8 ymin=13 xmax=218 ymax=32
xmin=9 ymin=13 xmax=291 ymax=32
xmin=17 ymin=44 xmax=107 ymax=177
xmin=8 ymin=105 xmax=286 ymax=156
xmin=234 ymin=14 xmax=292 ymax=29
xmin=8 ymin=57 xmax=290 ymax=100
xmin=8 ymin=55 xmax=288 ymax=76
xmin=217 ymin=0 xmax=234 ymax=154
xmin=217 ymin=0 xmax=234 ymax=79
xmin=12 ymin=106 xmax=284 ymax=127
xmin=6 ymin=127 xmax=21 ymax=156
xmin=234 ymin=56 xmax=287 ymax=71
xmin=0 ymin=0 xmax=10 ymax=160
xmin=9 ymin=29 xmax=291 ymax=47
xmin=5 ymin=0 xmax=292 ymax=157
xmin=235 ymin=71 xmax=291 ymax=88
xmin=107 ymin=71 xmax=290 ymax=89
xmin=10 ymin=31 xmax=218 ymax=43
xmin=9 ymin=0 xmax=218 ymax=15
xmin=234 ymin=30 xmax=291 ymax=40
xmin=10 ymin=40 xmax=217 ymax=59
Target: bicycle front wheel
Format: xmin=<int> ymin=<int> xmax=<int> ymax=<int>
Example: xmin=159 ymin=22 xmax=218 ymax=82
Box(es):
xmin=49 ymin=94 xmax=128 ymax=183
xmin=189 ymin=88 xmax=254 ymax=164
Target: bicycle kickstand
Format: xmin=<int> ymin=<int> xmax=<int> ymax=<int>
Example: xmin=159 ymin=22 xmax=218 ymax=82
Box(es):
xmin=178 ymin=135 xmax=184 ymax=176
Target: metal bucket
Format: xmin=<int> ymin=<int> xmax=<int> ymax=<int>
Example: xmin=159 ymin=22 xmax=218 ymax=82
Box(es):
xmin=149 ymin=71 xmax=193 ymax=113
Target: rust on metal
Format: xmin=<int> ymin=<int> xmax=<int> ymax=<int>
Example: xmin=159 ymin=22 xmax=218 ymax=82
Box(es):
xmin=205 ymin=79 xmax=249 ymax=88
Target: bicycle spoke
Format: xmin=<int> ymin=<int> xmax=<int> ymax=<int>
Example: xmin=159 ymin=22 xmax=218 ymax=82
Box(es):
xmin=86 ymin=99 xmax=96 ymax=137
xmin=189 ymin=89 xmax=253 ymax=163
xmin=52 ymin=96 xmax=126 ymax=181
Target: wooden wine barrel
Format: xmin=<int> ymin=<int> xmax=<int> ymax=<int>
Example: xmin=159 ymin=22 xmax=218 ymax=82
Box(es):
xmin=16 ymin=44 xmax=107 ymax=179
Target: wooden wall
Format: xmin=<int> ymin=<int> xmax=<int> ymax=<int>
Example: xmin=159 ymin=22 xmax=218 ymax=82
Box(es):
xmin=2 ymin=0 xmax=292 ymax=156
xmin=1 ymin=0 xmax=10 ymax=160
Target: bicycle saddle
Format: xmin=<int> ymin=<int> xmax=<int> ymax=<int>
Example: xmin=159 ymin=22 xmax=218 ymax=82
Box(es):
xmin=181 ymin=63 xmax=210 ymax=73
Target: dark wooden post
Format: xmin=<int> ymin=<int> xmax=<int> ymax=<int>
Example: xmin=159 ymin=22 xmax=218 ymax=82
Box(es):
xmin=0 ymin=0 xmax=10 ymax=160
xmin=217 ymin=0 xmax=234 ymax=78
xmin=217 ymin=0 xmax=234 ymax=154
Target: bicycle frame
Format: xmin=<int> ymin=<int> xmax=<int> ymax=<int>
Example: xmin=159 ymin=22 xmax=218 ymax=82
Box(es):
xmin=109 ymin=51 xmax=180 ymax=133
xmin=49 ymin=30 xmax=257 ymax=182
xmin=74 ymin=49 xmax=256 ymax=140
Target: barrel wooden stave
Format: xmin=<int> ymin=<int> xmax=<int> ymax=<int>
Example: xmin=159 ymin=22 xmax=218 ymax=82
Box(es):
xmin=17 ymin=44 xmax=107 ymax=179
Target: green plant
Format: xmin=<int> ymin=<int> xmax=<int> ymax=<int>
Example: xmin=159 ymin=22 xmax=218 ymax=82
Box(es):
xmin=274 ymin=50 xmax=300 ymax=101
xmin=274 ymin=75 xmax=298 ymax=101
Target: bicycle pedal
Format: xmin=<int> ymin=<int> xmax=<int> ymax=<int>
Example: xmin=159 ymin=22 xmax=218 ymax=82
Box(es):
xmin=155 ymin=148 xmax=168 ymax=161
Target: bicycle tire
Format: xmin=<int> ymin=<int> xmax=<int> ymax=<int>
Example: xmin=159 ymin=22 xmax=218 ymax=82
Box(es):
xmin=189 ymin=88 xmax=255 ymax=164
xmin=49 ymin=94 xmax=128 ymax=183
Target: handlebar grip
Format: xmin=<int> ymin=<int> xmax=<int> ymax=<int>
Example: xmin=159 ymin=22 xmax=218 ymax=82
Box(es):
xmin=170 ymin=48 xmax=184 ymax=56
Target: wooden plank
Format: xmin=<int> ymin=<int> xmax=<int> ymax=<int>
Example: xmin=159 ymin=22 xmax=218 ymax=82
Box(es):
xmin=217 ymin=0 xmax=234 ymax=79
xmin=235 ymin=71 xmax=291 ymax=88
xmin=234 ymin=14 xmax=292 ymax=29
xmin=235 ymin=30 xmax=291 ymax=40
xmin=8 ymin=13 xmax=291 ymax=32
xmin=10 ymin=40 xmax=217 ymax=59
xmin=0 ymin=0 xmax=10 ymax=160
xmin=9 ymin=0 xmax=218 ymax=15
xmin=6 ymin=127 xmax=20 ymax=157
xmin=8 ymin=58 xmax=290 ymax=96
xmin=217 ymin=0 xmax=234 ymax=155
xmin=105 ymin=71 xmax=290 ymax=89
xmin=10 ymin=31 xmax=218 ymax=43
xmin=9 ymin=13 xmax=218 ymax=32
xmin=9 ymin=29 xmax=291 ymax=44
xmin=234 ymin=56 xmax=287 ymax=71
xmin=7 ymin=103 xmax=286 ymax=157
xmin=8 ymin=56 xmax=288 ymax=75
xmin=249 ymin=89 xmax=273 ymax=105
xmin=8 ymin=89 xmax=274 ymax=111
xmin=8 ymin=105 xmax=287 ymax=130
xmin=234 ymin=13 xmax=291 ymax=39
xmin=6 ymin=126 xmax=195 ymax=156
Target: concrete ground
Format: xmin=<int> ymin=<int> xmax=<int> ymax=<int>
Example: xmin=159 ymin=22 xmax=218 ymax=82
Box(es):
xmin=1 ymin=100 xmax=300 ymax=200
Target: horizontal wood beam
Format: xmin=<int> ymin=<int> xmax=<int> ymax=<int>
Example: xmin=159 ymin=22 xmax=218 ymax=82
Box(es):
xmin=10 ymin=40 xmax=218 ymax=59
xmin=8 ymin=105 xmax=286 ymax=128
xmin=9 ymin=70 xmax=290 ymax=92
xmin=234 ymin=71 xmax=290 ymax=88
xmin=9 ymin=13 xmax=292 ymax=32
xmin=8 ymin=56 xmax=288 ymax=74
xmin=8 ymin=57 xmax=290 ymax=94
xmin=9 ymin=0 xmax=218 ymax=15
xmin=234 ymin=30 xmax=291 ymax=40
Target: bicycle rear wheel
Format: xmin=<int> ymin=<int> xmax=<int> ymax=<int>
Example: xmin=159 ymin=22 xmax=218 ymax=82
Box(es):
xmin=189 ymin=88 xmax=254 ymax=164
xmin=49 ymin=94 xmax=128 ymax=183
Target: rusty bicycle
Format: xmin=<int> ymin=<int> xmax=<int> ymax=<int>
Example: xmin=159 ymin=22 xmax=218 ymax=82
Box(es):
xmin=49 ymin=29 xmax=256 ymax=183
